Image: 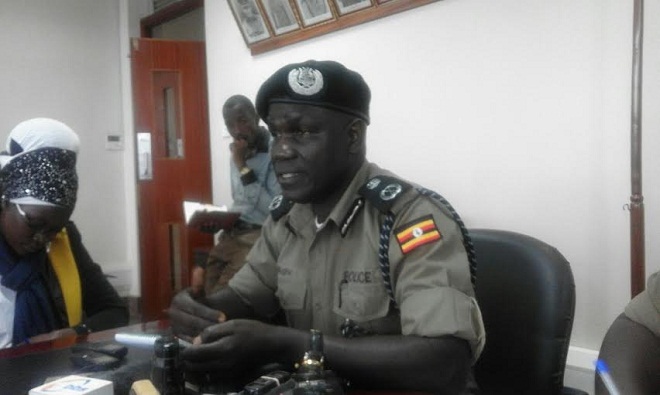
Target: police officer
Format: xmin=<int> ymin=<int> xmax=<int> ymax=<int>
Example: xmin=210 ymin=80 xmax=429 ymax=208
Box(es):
xmin=169 ymin=60 xmax=485 ymax=393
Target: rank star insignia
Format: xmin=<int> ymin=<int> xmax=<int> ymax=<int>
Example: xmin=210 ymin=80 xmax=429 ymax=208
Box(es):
xmin=366 ymin=178 xmax=381 ymax=190
xmin=380 ymin=183 xmax=402 ymax=201
xmin=269 ymin=195 xmax=283 ymax=210
xmin=288 ymin=67 xmax=324 ymax=96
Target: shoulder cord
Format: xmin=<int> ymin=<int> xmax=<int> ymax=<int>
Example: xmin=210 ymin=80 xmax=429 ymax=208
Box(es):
xmin=378 ymin=188 xmax=478 ymax=306
xmin=378 ymin=213 xmax=397 ymax=304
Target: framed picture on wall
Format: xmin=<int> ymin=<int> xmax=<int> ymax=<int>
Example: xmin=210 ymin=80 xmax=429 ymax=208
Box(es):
xmin=229 ymin=0 xmax=271 ymax=44
xmin=260 ymin=0 xmax=300 ymax=35
xmin=333 ymin=0 xmax=372 ymax=15
xmin=294 ymin=0 xmax=333 ymax=26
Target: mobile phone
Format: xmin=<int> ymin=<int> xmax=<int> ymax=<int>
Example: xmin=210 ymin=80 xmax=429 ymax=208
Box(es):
xmin=72 ymin=341 xmax=129 ymax=359
xmin=70 ymin=350 xmax=123 ymax=372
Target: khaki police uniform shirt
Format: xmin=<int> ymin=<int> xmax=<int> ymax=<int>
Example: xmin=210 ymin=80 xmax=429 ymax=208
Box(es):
xmin=228 ymin=162 xmax=485 ymax=360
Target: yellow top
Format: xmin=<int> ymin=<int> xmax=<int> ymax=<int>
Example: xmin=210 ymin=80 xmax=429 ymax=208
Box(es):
xmin=47 ymin=228 xmax=82 ymax=326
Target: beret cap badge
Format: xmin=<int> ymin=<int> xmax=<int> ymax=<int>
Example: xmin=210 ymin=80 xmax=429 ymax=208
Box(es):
xmin=288 ymin=67 xmax=324 ymax=96
xmin=256 ymin=60 xmax=371 ymax=124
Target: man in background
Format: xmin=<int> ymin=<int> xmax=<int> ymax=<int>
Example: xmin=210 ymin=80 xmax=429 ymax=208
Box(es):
xmin=193 ymin=95 xmax=279 ymax=296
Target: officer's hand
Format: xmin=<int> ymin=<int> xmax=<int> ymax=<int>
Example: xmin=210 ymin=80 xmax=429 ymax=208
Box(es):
xmin=182 ymin=319 xmax=279 ymax=377
xmin=167 ymin=288 xmax=226 ymax=341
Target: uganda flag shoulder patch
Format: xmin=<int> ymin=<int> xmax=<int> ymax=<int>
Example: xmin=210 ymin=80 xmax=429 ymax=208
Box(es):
xmin=395 ymin=214 xmax=442 ymax=254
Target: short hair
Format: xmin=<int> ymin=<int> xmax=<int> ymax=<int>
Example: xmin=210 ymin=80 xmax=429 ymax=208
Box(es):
xmin=223 ymin=95 xmax=257 ymax=118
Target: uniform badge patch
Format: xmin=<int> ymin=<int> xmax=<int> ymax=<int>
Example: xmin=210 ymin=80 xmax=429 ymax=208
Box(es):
xmin=395 ymin=215 xmax=442 ymax=254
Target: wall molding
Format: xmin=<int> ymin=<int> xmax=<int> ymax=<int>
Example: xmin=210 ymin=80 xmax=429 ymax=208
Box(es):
xmin=567 ymin=345 xmax=599 ymax=372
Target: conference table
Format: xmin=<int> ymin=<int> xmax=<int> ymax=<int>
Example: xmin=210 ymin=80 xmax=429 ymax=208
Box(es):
xmin=0 ymin=321 xmax=424 ymax=395
xmin=0 ymin=321 xmax=163 ymax=395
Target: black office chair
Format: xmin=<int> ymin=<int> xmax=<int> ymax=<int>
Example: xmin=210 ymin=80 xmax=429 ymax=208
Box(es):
xmin=469 ymin=229 xmax=587 ymax=395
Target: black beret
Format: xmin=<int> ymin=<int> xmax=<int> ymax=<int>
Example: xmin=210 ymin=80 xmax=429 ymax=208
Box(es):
xmin=256 ymin=60 xmax=371 ymax=124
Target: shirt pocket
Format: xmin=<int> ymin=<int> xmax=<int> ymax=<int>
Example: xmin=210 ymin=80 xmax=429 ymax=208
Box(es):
xmin=275 ymin=275 xmax=306 ymax=310
xmin=276 ymin=275 xmax=308 ymax=328
xmin=333 ymin=282 xmax=389 ymax=322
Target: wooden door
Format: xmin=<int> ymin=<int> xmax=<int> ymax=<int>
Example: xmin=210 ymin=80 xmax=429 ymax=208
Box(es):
xmin=131 ymin=38 xmax=213 ymax=321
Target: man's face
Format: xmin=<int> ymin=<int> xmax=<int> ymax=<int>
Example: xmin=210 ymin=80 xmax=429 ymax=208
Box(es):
xmin=224 ymin=103 xmax=259 ymax=147
xmin=267 ymin=103 xmax=354 ymax=203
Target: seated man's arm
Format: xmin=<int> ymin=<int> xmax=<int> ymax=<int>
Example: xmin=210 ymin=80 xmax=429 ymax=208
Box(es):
xmin=185 ymin=320 xmax=471 ymax=394
xmin=324 ymin=333 xmax=471 ymax=393
xmin=596 ymin=314 xmax=660 ymax=395
xmin=170 ymin=221 xmax=283 ymax=339
xmin=597 ymin=273 xmax=660 ymax=395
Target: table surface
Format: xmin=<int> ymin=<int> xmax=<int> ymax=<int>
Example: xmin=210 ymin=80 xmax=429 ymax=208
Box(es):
xmin=0 ymin=321 xmax=422 ymax=395
xmin=0 ymin=321 xmax=166 ymax=395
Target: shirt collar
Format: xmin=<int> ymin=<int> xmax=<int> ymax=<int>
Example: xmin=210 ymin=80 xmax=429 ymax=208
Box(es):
xmin=285 ymin=161 xmax=374 ymax=237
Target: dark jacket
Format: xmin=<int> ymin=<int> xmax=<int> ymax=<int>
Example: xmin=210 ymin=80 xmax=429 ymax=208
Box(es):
xmin=43 ymin=221 xmax=129 ymax=332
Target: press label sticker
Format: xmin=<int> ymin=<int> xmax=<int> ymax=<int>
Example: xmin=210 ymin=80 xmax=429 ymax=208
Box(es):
xmin=29 ymin=375 xmax=113 ymax=395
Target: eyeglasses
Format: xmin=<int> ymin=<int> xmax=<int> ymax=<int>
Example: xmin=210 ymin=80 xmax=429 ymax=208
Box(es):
xmin=15 ymin=202 xmax=27 ymax=218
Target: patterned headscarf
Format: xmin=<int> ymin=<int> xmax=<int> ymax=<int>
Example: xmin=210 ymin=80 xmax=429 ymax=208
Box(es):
xmin=0 ymin=118 xmax=79 ymax=209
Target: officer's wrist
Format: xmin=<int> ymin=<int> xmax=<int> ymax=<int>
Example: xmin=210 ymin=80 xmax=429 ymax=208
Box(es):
xmin=240 ymin=167 xmax=257 ymax=185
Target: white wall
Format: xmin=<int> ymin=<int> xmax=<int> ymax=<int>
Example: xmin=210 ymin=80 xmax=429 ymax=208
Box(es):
xmin=205 ymin=0 xmax=660 ymax=362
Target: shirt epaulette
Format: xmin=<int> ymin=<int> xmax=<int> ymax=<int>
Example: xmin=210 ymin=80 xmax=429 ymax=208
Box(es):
xmin=357 ymin=176 xmax=412 ymax=213
xmin=268 ymin=195 xmax=294 ymax=221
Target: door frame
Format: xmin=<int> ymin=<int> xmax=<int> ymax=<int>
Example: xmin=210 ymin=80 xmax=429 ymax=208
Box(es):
xmin=141 ymin=0 xmax=204 ymax=38
xmin=119 ymin=1 xmax=209 ymax=320
xmin=131 ymin=38 xmax=213 ymax=321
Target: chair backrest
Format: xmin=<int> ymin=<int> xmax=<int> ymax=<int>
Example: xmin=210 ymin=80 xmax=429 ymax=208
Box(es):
xmin=470 ymin=229 xmax=576 ymax=395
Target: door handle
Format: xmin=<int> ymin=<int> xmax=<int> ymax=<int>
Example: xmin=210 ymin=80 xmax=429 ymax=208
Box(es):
xmin=137 ymin=132 xmax=153 ymax=180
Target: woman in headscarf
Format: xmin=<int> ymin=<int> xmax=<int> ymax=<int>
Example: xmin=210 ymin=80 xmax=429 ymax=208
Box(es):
xmin=0 ymin=118 xmax=128 ymax=348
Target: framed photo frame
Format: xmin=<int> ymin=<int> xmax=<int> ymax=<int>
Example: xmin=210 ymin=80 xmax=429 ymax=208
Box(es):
xmin=294 ymin=0 xmax=333 ymax=27
xmin=333 ymin=0 xmax=372 ymax=15
xmin=245 ymin=0 xmax=441 ymax=54
xmin=228 ymin=0 xmax=271 ymax=44
xmin=260 ymin=0 xmax=300 ymax=35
